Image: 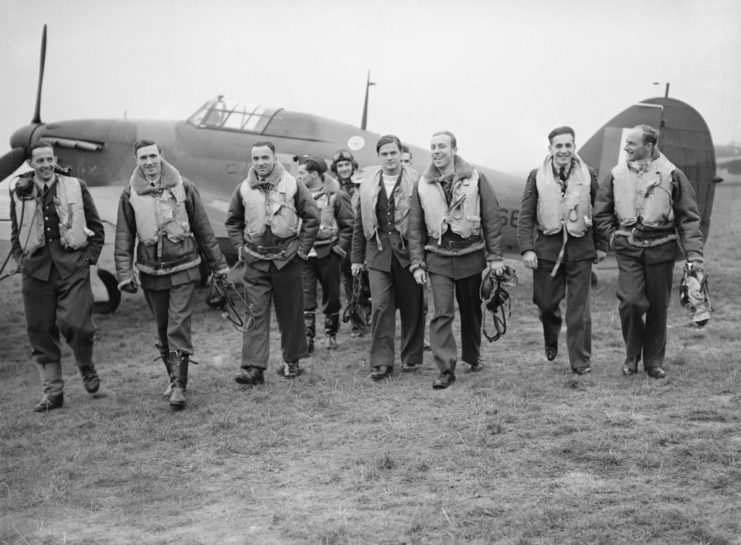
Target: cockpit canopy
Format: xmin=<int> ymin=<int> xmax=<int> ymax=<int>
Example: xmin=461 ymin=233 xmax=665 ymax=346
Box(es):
xmin=187 ymin=95 xmax=278 ymax=133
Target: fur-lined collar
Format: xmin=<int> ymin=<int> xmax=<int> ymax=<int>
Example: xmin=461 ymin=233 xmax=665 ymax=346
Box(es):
xmin=130 ymin=159 xmax=183 ymax=195
xmin=422 ymin=155 xmax=474 ymax=183
xmin=246 ymin=161 xmax=287 ymax=189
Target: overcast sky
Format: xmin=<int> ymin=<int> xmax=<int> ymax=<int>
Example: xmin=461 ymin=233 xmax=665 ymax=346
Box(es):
xmin=1 ymin=0 xmax=739 ymax=176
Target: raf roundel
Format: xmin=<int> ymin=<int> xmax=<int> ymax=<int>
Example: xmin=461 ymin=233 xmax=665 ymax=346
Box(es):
xmin=347 ymin=136 xmax=365 ymax=151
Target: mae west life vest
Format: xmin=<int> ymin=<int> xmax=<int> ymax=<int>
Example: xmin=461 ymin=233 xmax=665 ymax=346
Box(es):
xmin=417 ymin=169 xmax=482 ymax=242
xmin=612 ymin=153 xmax=676 ymax=228
xmin=128 ymin=178 xmax=192 ymax=245
xmin=239 ymin=170 xmax=300 ymax=242
xmin=358 ymin=167 xmax=415 ymax=241
xmin=313 ymin=189 xmax=339 ymax=243
xmin=11 ymin=175 xmax=89 ymax=255
xmin=535 ymin=156 xmax=593 ymax=237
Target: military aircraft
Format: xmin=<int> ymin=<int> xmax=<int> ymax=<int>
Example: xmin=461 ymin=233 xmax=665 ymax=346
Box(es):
xmin=0 ymin=26 xmax=721 ymax=313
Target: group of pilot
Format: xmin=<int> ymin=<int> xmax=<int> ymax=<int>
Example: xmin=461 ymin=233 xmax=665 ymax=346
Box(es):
xmin=9 ymin=122 xmax=704 ymax=412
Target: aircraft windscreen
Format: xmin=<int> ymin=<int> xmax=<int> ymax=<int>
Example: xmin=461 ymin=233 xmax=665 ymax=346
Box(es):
xmin=188 ymin=96 xmax=276 ymax=133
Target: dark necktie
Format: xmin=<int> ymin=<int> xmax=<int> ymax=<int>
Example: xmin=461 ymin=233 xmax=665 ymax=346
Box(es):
xmin=558 ymin=167 xmax=567 ymax=194
xmin=42 ymin=183 xmax=49 ymax=196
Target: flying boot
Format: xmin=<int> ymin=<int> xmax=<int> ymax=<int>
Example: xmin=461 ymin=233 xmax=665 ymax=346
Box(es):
xmin=168 ymin=350 xmax=188 ymax=411
xmin=325 ymin=312 xmax=339 ymax=350
xmin=304 ymin=311 xmax=316 ymax=355
xmin=157 ymin=349 xmax=175 ymax=398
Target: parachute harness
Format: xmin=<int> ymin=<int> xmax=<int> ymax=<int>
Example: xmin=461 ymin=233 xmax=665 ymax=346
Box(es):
xmin=679 ymin=261 xmax=713 ymax=327
xmin=206 ymin=274 xmax=256 ymax=333
xmin=481 ymin=265 xmax=518 ymax=342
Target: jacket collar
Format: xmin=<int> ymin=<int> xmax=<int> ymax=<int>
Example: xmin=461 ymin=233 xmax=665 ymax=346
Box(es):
xmin=422 ymin=155 xmax=474 ymax=183
xmin=130 ymin=159 xmax=183 ymax=195
xmin=247 ymin=161 xmax=286 ymax=189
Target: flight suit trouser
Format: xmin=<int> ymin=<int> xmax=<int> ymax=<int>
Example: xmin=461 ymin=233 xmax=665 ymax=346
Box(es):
xmin=428 ymin=272 xmax=483 ymax=374
xmin=22 ymin=264 xmax=96 ymax=395
xmin=367 ymin=256 xmax=424 ymax=369
xmin=240 ymin=257 xmax=307 ymax=369
xmin=532 ymin=259 xmax=593 ymax=370
xmin=614 ymin=250 xmax=674 ymax=370
xmin=143 ymin=281 xmax=197 ymax=355
xmin=302 ymin=252 xmax=342 ymax=318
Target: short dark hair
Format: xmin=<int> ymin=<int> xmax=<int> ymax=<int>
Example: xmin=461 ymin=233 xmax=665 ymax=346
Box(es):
xmin=376 ymin=135 xmax=402 ymax=154
xmin=134 ymin=138 xmax=161 ymax=155
xmin=401 ymin=145 xmax=412 ymax=158
xmin=432 ymin=131 xmax=457 ymax=149
xmin=28 ymin=140 xmax=55 ymax=159
xmin=635 ymin=125 xmax=660 ymax=146
xmin=547 ymin=126 xmax=575 ymax=144
xmin=299 ymin=156 xmax=327 ymax=176
xmin=252 ymin=141 xmax=276 ymax=154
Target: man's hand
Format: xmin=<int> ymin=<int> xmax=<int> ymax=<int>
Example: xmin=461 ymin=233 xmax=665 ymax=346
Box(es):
xmin=489 ymin=260 xmax=506 ymax=276
xmin=351 ymin=263 xmax=365 ymax=276
xmin=594 ymin=250 xmax=607 ymax=264
xmin=215 ymin=267 xmax=229 ymax=278
xmin=522 ymin=251 xmax=538 ymax=270
xmin=413 ymin=268 xmax=428 ymax=286
xmin=120 ymin=279 xmax=138 ymax=294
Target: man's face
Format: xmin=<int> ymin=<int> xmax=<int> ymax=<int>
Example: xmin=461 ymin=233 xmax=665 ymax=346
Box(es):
xmin=378 ymin=143 xmax=401 ymax=175
xmin=549 ymin=133 xmax=575 ymax=168
xmin=28 ymin=146 xmax=57 ymax=182
xmin=297 ymin=164 xmax=317 ymax=186
xmin=335 ymin=160 xmax=354 ymax=181
xmin=136 ymin=144 xmax=163 ymax=180
xmin=252 ymin=145 xmax=277 ymax=178
xmin=430 ymin=134 xmax=456 ymax=172
xmin=401 ymin=152 xmax=412 ymax=166
xmin=624 ymin=128 xmax=651 ymax=162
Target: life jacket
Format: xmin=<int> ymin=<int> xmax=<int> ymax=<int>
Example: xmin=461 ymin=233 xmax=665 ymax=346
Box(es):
xmin=612 ymin=152 xmax=676 ymax=228
xmin=535 ymin=155 xmax=592 ymax=237
xmin=239 ymin=163 xmax=300 ymax=242
xmin=417 ymin=164 xmax=481 ymax=243
xmin=128 ymin=164 xmax=192 ymax=246
xmin=312 ymin=175 xmax=340 ymax=244
xmin=358 ymin=166 xmax=416 ymax=241
xmin=11 ymin=174 xmax=89 ymax=255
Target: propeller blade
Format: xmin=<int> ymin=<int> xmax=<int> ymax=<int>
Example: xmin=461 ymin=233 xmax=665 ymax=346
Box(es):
xmin=0 ymin=149 xmax=26 ymax=181
xmin=31 ymin=25 xmax=47 ymax=124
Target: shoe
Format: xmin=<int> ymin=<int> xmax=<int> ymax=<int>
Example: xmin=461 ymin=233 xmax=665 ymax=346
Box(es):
xmin=370 ymin=365 xmax=393 ymax=381
xmin=235 ymin=367 xmax=265 ymax=385
xmin=423 ymin=337 xmax=431 ymax=351
xmin=169 ymin=387 xmax=186 ymax=410
xmin=468 ymin=360 xmax=485 ymax=372
xmin=33 ymin=393 xmax=64 ymax=412
xmin=281 ymin=361 xmax=301 ymax=379
xmin=350 ymin=331 xmax=364 ymax=338
xmin=622 ymin=365 xmax=638 ymax=376
xmin=79 ymin=364 xmax=100 ymax=394
xmin=162 ymin=381 xmax=174 ymax=398
xmin=432 ymin=371 xmax=456 ymax=390
xmin=401 ymin=362 xmax=421 ymax=373
xmin=646 ymin=367 xmax=666 ymax=379
xmin=572 ymin=366 xmax=592 ymax=376
xmin=327 ymin=336 xmax=338 ymax=350
xmin=545 ymin=344 xmax=558 ymax=361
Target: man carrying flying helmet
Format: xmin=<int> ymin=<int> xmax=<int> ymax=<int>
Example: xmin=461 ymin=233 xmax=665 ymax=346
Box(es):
xmin=331 ymin=149 xmax=371 ymax=337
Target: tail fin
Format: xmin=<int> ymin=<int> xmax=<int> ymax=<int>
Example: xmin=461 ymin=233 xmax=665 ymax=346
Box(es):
xmin=579 ymin=97 xmax=718 ymax=241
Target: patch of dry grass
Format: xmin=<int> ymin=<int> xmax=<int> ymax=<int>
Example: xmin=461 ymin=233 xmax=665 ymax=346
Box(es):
xmin=1 ymin=182 xmax=740 ymax=544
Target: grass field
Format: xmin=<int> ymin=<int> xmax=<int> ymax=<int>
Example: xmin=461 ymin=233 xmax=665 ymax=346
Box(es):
xmin=1 ymin=180 xmax=740 ymax=545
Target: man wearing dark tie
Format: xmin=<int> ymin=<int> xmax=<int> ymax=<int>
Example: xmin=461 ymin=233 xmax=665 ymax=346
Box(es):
xmin=9 ymin=141 xmax=105 ymax=412
xmin=517 ymin=126 xmax=606 ymax=375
